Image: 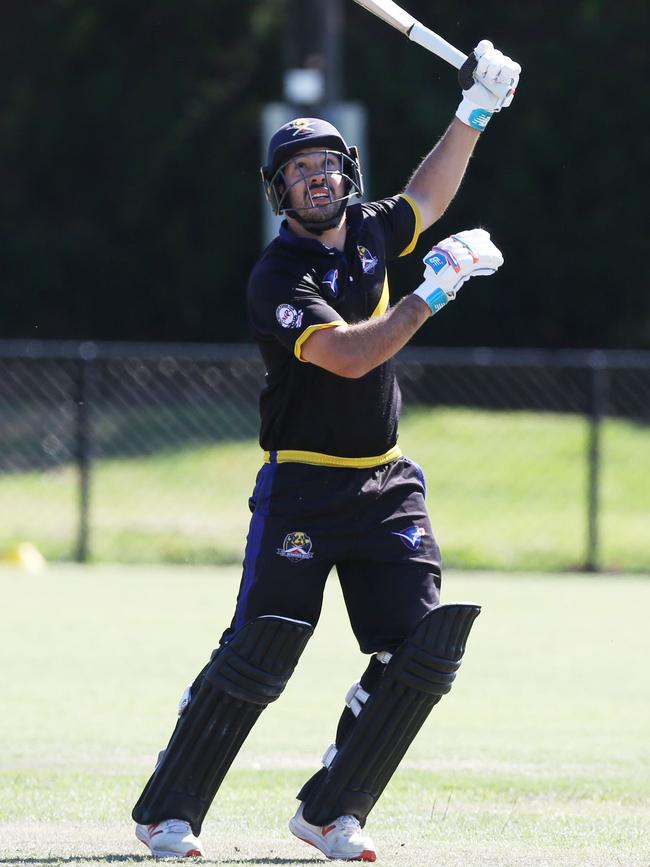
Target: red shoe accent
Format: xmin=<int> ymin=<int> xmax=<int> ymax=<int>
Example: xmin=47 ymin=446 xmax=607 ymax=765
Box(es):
xmin=324 ymin=849 xmax=376 ymax=862
xmin=299 ymin=837 xmax=317 ymax=849
xmin=184 ymin=849 xmax=203 ymax=858
xmin=322 ymin=823 xmax=337 ymax=836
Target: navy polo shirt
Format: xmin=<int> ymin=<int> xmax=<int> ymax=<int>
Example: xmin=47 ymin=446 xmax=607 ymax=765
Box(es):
xmin=247 ymin=194 xmax=421 ymax=462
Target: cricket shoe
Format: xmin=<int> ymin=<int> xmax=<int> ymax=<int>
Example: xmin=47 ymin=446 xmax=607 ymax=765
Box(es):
xmin=135 ymin=819 xmax=204 ymax=859
xmin=289 ymin=802 xmax=377 ymax=861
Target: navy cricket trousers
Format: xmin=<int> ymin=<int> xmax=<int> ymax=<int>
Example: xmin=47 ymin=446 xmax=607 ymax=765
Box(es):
xmin=225 ymin=456 xmax=441 ymax=653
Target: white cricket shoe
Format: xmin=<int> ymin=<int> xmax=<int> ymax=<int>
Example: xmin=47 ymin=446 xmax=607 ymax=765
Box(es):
xmin=289 ymin=802 xmax=377 ymax=862
xmin=135 ymin=819 xmax=204 ymax=859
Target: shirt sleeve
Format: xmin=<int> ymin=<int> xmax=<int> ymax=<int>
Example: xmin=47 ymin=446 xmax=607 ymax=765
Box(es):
xmin=361 ymin=194 xmax=422 ymax=261
xmin=248 ymin=268 xmax=346 ymax=362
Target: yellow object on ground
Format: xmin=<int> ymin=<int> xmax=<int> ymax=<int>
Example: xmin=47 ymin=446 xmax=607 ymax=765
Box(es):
xmin=2 ymin=542 xmax=47 ymax=572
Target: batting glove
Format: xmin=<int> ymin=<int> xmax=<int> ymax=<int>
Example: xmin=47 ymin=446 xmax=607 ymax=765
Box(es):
xmin=413 ymin=228 xmax=504 ymax=315
xmin=456 ymin=40 xmax=521 ymax=132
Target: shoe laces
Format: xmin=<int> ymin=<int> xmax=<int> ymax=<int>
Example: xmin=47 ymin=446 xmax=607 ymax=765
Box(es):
xmin=159 ymin=819 xmax=192 ymax=835
xmin=336 ymin=815 xmax=362 ymax=835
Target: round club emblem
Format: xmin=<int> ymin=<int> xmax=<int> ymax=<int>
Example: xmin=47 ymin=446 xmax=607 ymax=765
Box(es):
xmin=277 ymin=531 xmax=314 ymax=562
xmin=276 ymin=303 xmax=303 ymax=329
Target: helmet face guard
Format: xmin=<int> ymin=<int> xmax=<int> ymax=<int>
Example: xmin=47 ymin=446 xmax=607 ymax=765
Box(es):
xmin=261 ymin=118 xmax=364 ymax=227
xmin=261 ymin=146 xmax=363 ymax=217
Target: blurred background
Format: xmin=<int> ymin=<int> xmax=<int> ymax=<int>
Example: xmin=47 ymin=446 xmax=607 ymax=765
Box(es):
xmin=1 ymin=0 xmax=648 ymax=572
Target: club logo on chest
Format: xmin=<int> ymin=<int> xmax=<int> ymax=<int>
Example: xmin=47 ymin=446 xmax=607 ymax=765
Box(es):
xmin=357 ymin=245 xmax=378 ymax=275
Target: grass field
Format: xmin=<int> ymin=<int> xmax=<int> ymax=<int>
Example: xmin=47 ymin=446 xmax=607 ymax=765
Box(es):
xmin=1 ymin=407 xmax=649 ymax=572
xmin=1 ymin=564 xmax=649 ymax=866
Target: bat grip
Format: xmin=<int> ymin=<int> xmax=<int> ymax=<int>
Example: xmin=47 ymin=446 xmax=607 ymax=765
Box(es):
xmin=407 ymin=21 xmax=467 ymax=70
xmin=458 ymin=53 xmax=478 ymax=90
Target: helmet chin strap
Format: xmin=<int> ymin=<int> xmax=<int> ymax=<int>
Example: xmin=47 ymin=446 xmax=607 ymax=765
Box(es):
xmin=286 ymin=200 xmax=347 ymax=236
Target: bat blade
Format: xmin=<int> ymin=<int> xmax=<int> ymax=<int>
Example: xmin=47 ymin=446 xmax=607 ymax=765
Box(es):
xmin=352 ymin=0 xmax=468 ymax=70
xmin=351 ymin=0 xmax=415 ymax=33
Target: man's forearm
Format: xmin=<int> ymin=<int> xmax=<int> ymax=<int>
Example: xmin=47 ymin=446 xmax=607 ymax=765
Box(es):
xmin=302 ymin=295 xmax=431 ymax=379
xmin=404 ymin=119 xmax=480 ymax=230
xmin=302 ymin=227 xmax=505 ymax=379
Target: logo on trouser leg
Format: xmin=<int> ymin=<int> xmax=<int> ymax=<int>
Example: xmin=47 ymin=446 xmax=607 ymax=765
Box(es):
xmin=277 ymin=531 xmax=314 ymax=562
xmin=392 ymin=525 xmax=426 ymax=551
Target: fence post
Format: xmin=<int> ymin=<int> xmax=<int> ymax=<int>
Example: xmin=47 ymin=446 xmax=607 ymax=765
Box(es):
xmin=75 ymin=342 xmax=97 ymax=562
xmin=585 ymin=352 xmax=608 ymax=572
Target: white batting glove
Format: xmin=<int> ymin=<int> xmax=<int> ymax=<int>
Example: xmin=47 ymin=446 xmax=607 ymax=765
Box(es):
xmin=413 ymin=229 xmax=504 ymax=315
xmin=456 ymin=40 xmax=521 ymax=132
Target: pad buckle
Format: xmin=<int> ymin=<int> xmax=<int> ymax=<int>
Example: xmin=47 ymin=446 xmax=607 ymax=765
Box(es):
xmin=345 ymin=681 xmax=370 ymax=717
xmin=321 ymin=743 xmax=338 ymax=768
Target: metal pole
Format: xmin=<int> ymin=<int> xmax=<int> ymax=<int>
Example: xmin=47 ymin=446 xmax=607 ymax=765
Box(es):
xmin=585 ymin=353 xmax=608 ymax=572
xmin=284 ymin=0 xmax=342 ymax=109
xmin=324 ymin=0 xmax=343 ymax=106
xmin=75 ymin=343 xmax=97 ymax=562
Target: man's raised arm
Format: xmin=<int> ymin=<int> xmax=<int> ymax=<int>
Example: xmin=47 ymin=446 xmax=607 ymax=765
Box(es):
xmin=405 ymin=40 xmax=521 ymax=230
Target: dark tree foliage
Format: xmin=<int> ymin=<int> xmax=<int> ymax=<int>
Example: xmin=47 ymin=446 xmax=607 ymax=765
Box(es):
xmin=1 ymin=0 xmax=648 ymax=347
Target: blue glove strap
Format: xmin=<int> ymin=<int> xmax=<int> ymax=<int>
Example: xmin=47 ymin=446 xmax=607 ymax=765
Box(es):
xmin=417 ymin=286 xmax=449 ymax=314
xmin=467 ymin=108 xmax=493 ymax=130
xmin=456 ymin=96 xmax=493 ymax=132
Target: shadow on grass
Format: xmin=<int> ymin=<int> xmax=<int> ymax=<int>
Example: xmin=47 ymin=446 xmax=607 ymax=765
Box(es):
xmin=0 ymin=860 xmax=146 ymax=865
xmin=219 ymin=861 xmax=317 ymax=866
xmin=0 ymin=859 xmax=317 ymax=865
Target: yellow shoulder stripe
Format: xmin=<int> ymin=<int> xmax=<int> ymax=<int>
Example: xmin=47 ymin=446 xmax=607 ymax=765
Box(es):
xmin=370 ymin=273 xmax=389 ymax=319
xmin=294 ymin=320 xmax=346 ymax=361
xmin=397 ymin=193 xmax=422 ymax=257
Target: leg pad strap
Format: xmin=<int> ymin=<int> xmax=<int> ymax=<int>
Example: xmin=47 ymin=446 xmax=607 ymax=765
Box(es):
xmin=301 ymin=603 xmax=480 ymax=826
xmin=132 ymin=615 xmax=312 ymax=835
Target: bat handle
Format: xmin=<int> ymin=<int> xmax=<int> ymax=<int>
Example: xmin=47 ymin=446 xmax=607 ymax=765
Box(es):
xmin=407 ymin=21 xmax=467 ymax=70
xmin=458 ymin=52 xmax=478 ymax=90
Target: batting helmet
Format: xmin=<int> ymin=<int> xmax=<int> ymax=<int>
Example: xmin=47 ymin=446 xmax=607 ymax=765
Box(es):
xmin=261 ymin=117 xmax=363 ymax=219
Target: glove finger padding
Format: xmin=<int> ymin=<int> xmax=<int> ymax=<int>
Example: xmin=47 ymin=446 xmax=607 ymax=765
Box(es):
xmin=477 ymin=51 xmax=506 ymax=81
xmin=452 ymin=229 xmax=504 ymax=276
xmin=475 ymin=47 xmax=520 ymax=96
xmin=473 ymin=39 xmax=494 ymax=59
xmin=456 ymin=40 xmax=521 ymax=129
xmin=413 ymin=228 xmax=503 ymax=313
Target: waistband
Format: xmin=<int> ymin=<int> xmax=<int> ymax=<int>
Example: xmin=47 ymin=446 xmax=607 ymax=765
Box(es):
xmin=263 ymin=444 xmax=402 ymax=469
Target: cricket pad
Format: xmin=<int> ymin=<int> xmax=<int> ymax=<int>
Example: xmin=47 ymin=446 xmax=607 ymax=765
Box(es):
xmin=132 ymin=615 xmax=313 ymax=835
xmin=301 ymin=603 xmax=480 ymax=826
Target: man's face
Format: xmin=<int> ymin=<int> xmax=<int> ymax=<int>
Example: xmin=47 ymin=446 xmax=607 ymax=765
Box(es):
xmin=282 ymin=148 xmax=346 ymax=224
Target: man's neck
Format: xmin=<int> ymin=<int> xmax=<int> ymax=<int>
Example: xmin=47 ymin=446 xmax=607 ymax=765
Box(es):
xmin=286 ymin=215 xmax=347 ymax=251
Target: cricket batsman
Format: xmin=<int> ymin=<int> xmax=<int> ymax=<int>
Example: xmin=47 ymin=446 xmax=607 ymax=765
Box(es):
xmin=132 ymin=37 xmax=520 ymax=862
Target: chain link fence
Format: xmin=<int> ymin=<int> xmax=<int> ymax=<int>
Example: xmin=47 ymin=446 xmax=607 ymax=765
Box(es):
xmin=1 ymin=340 xmax=648 ymax=573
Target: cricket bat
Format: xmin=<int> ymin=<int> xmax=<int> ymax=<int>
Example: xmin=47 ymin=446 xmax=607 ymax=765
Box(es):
xmin=351 ymin=0 xmax=470 ymax=73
